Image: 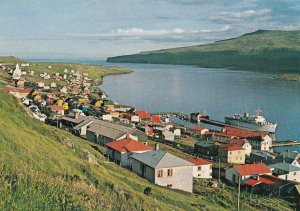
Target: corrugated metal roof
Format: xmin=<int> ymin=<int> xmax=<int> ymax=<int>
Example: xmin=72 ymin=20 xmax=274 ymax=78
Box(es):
xmin=269 ymin=163 xmax=300 ymax=172
xmin=73 ymin=119 xmax=94 ymax=130
xmin=131 ymin=150 xmax=193 ymax=169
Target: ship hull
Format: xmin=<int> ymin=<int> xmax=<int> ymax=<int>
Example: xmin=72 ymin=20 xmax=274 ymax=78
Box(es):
xmin=225 ymin=118 xmax=277 ymax=133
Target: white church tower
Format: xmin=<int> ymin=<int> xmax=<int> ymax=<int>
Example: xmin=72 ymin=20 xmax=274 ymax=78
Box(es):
xmin=12 ymin=63 xmax=22 ymax=80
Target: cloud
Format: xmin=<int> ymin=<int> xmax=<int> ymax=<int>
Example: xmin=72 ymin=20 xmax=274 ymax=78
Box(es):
xmin=67 ymin=25 xmax=231 ymax=39
xmin=210 ymin=9 xmax=271 ymax=22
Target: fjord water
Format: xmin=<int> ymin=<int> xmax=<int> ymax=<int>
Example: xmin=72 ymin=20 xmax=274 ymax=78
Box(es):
xmin=100 ymin=63 xmax=300 ymax=143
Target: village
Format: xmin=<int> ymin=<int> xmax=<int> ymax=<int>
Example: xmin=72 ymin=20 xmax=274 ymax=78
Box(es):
xmin=1 ymin=62 xmax=300 ymax=207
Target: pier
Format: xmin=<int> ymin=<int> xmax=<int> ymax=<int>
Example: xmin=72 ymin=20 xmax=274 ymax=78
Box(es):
xmin=199 ymin=119 xmax=227 ymax=127
xmin=272 ymin=140 xmax=300 ymax=147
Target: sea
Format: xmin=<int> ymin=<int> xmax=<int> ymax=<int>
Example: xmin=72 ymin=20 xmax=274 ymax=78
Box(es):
xmin=27 ymin=58 xmax=300 ymax=153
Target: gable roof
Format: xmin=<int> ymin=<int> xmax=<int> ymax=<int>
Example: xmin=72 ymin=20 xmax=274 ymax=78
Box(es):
xmin=135 ymin=110 xmax=151 ymax=119
xmin=229 ymin=139 xmax=249 ymax=147
xmin=106 ymin=138 xmax=153 ymax=153
xmin=234 ymin=163 xmax=271 ymax=176
xmin=259 ymin=175 xmax=291 ymax=187
xmin=151 ymin=115 xmax=161 ymax=123
xmin=2 ymin=87 xmax=32 ymax=94
xmin=131 ymin=150 xmax=193 ymax=169
xmin=219 ymin=143 xmax=244 ymax=151
xmin=223 ymin=126 xmax=267 ymax=138
xmin=269 ymin=163 xmax=300 ymax=172
xmin=187 ymin=157 xmax=213 ymax=165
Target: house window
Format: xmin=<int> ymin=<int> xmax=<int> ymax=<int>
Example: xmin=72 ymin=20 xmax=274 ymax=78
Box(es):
xmin=229 ymin=152 xmax=232 ymax=155
xmin=273 ymin=187 xmax=277 ymax=193
xmin=209 ymin=173 xmax=212 ymax=176
xmin=294 ymin=172 xmax=297 ymax=176
xmin=157 ymin=170 xmax=163 ymax=178
xmin=198 ymin=166 xmax=202 ymax=171
xmin=167 ymin=184 xmax=172 ymax=188
xmin=198 ymin=174 xmax=201 ymax=177
xmin=167 ymin=169 xmax=173 ymax=177
xmin=266 ymin=186 xmax=270 ymax=191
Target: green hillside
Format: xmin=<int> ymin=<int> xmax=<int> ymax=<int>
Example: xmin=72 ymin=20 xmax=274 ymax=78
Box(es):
xmin=0 ymin=93 xmax=295 ymax=210
xmin=107 ymin=30 xmax=300 ymax=73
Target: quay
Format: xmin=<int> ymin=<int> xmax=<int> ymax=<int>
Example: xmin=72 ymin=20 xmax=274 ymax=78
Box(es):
xmin=200 ymin=118 xmax=227 ymax=127
xmin=272 ymin=140 xmax=300 ymax=147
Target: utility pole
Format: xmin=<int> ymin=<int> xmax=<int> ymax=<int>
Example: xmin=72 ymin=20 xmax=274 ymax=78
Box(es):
xmin=218 ymin=158 xmax=221 ymax=184
xmin=237 ymin=178 xmax=241 ymax=211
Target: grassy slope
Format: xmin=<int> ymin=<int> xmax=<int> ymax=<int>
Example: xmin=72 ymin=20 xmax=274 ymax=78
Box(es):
xmin=0 ymin=93 xmax=294 ymax=210
xmin=0 ymin=56 xmax=132 ymax=86
xmin=107 ymin=30 xmax=300 ymax=73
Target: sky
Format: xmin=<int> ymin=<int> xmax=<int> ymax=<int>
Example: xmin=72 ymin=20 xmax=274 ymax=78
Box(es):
xmin=0 ymin=0 xmax=300 ymax=59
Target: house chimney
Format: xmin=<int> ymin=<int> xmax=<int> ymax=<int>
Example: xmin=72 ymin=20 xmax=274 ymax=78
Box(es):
xmin=74 ymin=111 xmax=79 ymax=119
xmin=155 ymin=143 xmax=159 ymax=151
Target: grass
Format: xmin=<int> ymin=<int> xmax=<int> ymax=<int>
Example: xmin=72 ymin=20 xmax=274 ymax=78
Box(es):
xmin=107 ymin=30 xmax=300 ymax=73
xmin=0 ymin=93 xmax=295 ymax=210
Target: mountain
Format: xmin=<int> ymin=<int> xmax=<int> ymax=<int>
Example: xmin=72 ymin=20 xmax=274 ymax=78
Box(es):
xmin=107 ymin=30 xmax=300 ymax=73
xmin=0 ymin=93 xmax=294 ymax=210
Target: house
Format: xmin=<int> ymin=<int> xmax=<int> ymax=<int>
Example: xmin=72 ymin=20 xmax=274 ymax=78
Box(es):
xmin=249 ymin=150 xmax=277 ymax=165
xmin=269 ymin=163 xmax=300 ymax=182
xmin=244 ymin=174 xmax=296 ymax=197
xmin=222 ymin=126 xmax=272 ymax=151
xmin=229 ymin=139 xmax=252 ymax=156
xmin=194 ymin=140 xmax=218 ymax=157
xmin=203 ymin=131 xmax=234 ymax=142
xmin=131 ymin=148 xmax=194 ymax=192
xmin=1 ymin=87 xmax=32 ymax=99
xmin=37 ymin=82 xmax=45 ymax=88
xmin=105 ymin=137 xmax=153 ymax=168
xmin=218 ymin=144 xmax=246 ymax=164
xmin=103 ymin=100 xmax=115 ymax=109
xmin=102 ymin=114 xmax=113 ymax=122
xmin=172 ymin=128 xmax=181 ymax=138
xmin=135 ymin=110 xmax=151 ymax=122
xmin=187 ymin=157 xmax=213 ymax=179
xmin=86 ymin=120 xmax=137 ymax=145
xmin=60 ymin=86 xmax=68 ymax=94
xmin=190 ymin=126 xmax=209 ymax=137
xmin=247 ymin=136 xmax=273 ymax=152
xmin=50 ymin=82 xmax=57 ymax=88
xmin=225 ymin=163 xmax=272 ymax=184
xmin=162 ymin=130 xmax=175 ymax=141
xmin=151 ymin=115 xmax=161 ymax=123
xmin=51 ymin=105 xmax=65 ymax=116
xmin=279 ymin=151 xmax=300 ymax=167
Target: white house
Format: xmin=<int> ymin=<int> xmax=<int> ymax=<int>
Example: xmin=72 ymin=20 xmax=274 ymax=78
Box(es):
xmin=102 ymin=114 xmax=113 ymax=122
xmin=131 ymin=115 xmax=140 ymax=123
xmin=105 ymin=137 xmax=153 ymax=168
xmin=230 ymin=139 xmax=252 ymax=156
xmin=131 ymin=149 xmax=194 ymax=192
xmin=280 ymin=151 xmax=300 ymax=167
xmin=225 ymin=163 xmax=272 ymax=184
xmin=173 ymin=128 xmax=181 ymax=138
xmin=269 ymin=163 xmax=300 ymax=182
xmin=187 ymin=157 xmax=213 ymax=179
xmin=162 ymin=130 xmax=175 ymax=141
xmin=37 ymin=82 xmax=45 ymax=88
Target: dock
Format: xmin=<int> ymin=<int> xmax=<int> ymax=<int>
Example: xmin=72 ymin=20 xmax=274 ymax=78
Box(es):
xmin=272 ymin=140 xmax=300 ymax=147
xmin=200 ymin=119 xmax=227 ymax=127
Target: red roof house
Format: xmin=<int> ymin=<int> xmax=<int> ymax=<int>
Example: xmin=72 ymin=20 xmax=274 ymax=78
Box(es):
xmin=135 ymin=110 xmax=151 ymax=120
xmin=187 ymin=157 xmax=213 ymax=178
xmin=105 ymin=137 xmax=153 ymax=168
xmin=151 ymin=115 xmax=161 ymax=123
xmin=225 ymin=163 xmax=272 ymax=184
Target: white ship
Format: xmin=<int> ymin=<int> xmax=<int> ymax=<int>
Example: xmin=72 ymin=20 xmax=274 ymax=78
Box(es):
xmin=224 ymin=108 xmax=277 ymax=133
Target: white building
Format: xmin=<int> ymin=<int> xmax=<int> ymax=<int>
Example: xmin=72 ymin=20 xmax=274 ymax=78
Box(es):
xmin=225 ymin=163 xmax=272 ymax=184
xmin=269 ymin=163 xmax=300 ymax=182
xmin=12 ymin=63 xmax=22 ymax=79
xmin=230 ymin=139 xmax=252 ymax=156
xmin=187 ymin=157 xmax=213 ymax=179
xmin=102 ymin=114 xmax=113 ymax=122
xmin=131 ymin=149 xmax=194 ymax=192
